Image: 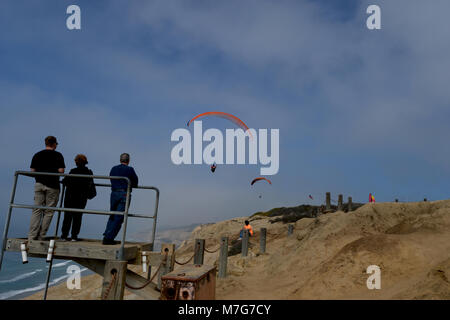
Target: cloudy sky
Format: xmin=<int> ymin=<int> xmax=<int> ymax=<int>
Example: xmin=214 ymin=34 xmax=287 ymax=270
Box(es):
xmin=1 ymin=0 xmax=449 ymax=239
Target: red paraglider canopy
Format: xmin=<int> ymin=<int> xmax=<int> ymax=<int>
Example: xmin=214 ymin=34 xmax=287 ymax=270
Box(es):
xmin=251 ymin=177 xmax=272 ymax=185
xmin=187 ymin=112 xmax=252 ymax=137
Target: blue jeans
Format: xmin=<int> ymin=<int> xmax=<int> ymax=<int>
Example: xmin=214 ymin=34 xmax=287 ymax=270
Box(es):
xmin=239 ymin=229 xmax=251 ymax=238
xmin=103 ymin=191 xmax=130 ymax=240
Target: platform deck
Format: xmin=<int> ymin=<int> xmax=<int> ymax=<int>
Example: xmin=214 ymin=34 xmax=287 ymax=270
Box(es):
xmin=5 ymin=238 xmax=153 ymax=263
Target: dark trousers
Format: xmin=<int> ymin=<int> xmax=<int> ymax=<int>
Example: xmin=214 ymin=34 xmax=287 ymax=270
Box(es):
xmin=239 ymin=229 xmax=252 ymax=238
xmin=103 ymin=191 xmax=130 ymax=241
xmin=61 ymin=197 xmax=87 ymax=238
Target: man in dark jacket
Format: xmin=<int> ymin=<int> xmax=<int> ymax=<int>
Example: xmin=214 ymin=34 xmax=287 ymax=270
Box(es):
xmin=28 ymin=136 xmax=65 ymax=241
xmin=61 ymin=154 xmax=95 ymax=241
xmin=102 ymin=153 xmax=138 ymax=245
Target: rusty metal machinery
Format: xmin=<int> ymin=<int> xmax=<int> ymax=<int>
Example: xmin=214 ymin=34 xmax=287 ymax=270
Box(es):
xmin=160 ymin=264 xmax=216 ymax=300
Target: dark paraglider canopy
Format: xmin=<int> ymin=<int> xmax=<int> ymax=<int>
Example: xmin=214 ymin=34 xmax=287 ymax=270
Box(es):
xmin=250 ymin=177 xmax=272 ymax=185
xmin=250 ymin=177 xmax=271 ymax=199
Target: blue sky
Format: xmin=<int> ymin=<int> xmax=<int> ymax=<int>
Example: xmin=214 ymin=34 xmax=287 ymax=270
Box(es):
xmin=1 ymin=0 xmax=450 ymax=239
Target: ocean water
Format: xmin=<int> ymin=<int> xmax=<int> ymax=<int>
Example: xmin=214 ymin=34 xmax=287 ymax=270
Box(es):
xmin=0 ymin=221 xmax=197 ymax=300
xmin=0 ymin=252 xmax=92 ymax=300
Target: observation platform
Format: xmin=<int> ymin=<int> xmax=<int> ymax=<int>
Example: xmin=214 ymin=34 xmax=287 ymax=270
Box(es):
xmin=0 ymin=171 xmax=162 ymax=300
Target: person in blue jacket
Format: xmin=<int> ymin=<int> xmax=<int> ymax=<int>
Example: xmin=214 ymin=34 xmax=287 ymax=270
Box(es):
xmin=102 ymin=153 xmax=138 ymax=245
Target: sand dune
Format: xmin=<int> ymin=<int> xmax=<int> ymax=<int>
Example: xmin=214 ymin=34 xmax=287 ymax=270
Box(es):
xmin=25 ymin=200 xmax=450 ymax=299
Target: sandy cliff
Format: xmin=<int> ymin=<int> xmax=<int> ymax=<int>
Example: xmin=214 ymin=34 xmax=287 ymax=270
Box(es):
xmin=25 ymin=200 xmax=450 ymax=299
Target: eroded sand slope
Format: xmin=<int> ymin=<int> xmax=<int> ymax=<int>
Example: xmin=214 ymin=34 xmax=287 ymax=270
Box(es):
xmin=26 ymin=201 xmax=450 ymax=299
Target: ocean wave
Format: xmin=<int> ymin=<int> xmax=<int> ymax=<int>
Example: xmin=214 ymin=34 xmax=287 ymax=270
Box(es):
xmin=0 ymin=269 xmax=43 ymax=284
xmin=51 ymin=261 xmax=72 ymax=268
xmin=0 ymin=267 xmax=89 ymax=300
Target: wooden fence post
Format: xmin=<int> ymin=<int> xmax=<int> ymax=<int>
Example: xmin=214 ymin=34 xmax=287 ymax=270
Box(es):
xmin=260 ymin=228 xmax=266 ymax=254
xmin=101 ymin=260 xmax=127 ymax=300
xmin=194 ymin=239 xmax=205 ymax=265
xmin=338 ymin=194 xmax=343 ymax=211
xmin=157 ymin=243 xmax=175 ymax=291
xmin=218 ymin=237 xmax=228 ymax=278
xmin=241 ymin=230 xmax=249 ymax=257
xmin=326 ymin=192 xmax=331 ymax=211
xmin=348 ymin=197 xmax=353 ymax=212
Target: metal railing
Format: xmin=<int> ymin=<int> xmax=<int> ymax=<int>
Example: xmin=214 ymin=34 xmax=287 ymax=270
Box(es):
xmin=0 ymin=170 xmax=160 ymax=270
